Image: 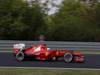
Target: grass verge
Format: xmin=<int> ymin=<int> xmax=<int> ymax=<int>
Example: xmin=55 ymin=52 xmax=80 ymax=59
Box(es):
xmin=75 ymin=50 xmax=100 ymax=54
xmin=0 ymin=68 xmax=100 ymax=75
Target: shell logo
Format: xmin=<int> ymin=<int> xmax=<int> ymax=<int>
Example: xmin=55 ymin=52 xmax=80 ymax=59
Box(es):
xmin=45 ymin=52 xmax=49 ymax=56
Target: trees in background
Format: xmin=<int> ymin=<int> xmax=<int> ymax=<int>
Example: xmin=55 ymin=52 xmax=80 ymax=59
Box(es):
xmin=0 ymin=0 xmax=46 ymax=40
xmin=0 ymin=0 xmax=100 ymax=41
xmin=46 ymin=0 xmax=100 ymax=41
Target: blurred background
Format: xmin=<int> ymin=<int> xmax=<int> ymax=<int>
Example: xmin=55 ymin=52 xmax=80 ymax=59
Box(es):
xmin=0 ymin=0 xmax=100 ymax=41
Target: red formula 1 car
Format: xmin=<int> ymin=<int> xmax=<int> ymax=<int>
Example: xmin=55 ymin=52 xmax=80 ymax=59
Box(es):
xmin=13 ymin=43 xmax=85 ymax=63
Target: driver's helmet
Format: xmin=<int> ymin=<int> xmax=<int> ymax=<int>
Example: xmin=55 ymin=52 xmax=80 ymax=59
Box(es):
xmin=41 ymin=44 xmax=46 ymax=47
xmin=41 ymin=44 xmax=47 ymax=50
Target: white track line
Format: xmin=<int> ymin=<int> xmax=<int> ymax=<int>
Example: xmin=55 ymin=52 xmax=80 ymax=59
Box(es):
xmin=0 ymin=67 xmax=100 ymax=70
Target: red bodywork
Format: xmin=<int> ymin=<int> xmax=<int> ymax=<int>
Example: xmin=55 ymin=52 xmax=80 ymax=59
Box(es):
xmin=13 ymin=44 xmax=84 ymax=62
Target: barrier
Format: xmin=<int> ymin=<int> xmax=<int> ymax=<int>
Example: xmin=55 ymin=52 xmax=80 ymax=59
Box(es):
xmin=0 ymin=40 xmax=100 ymax=50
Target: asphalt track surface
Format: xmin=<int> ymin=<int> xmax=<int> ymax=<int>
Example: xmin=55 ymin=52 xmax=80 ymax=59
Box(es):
xmin=0 ymin=52 xmax=100 ymax=69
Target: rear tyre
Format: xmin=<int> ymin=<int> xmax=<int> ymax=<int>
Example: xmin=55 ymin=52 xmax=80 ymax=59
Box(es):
xmin=16 ymin=52 xmax=24 ymax=62
xmin=64 ymin=53 xmax=73 ymax=63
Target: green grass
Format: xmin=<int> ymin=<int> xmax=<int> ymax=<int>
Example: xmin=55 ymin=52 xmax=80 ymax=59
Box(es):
xmin=0 ymin=68 xmax=100 ymax=75
xmin=0 ymin=50 xmax=11 ymax=52
xmin=75 ymin=50 xmax=100 ymax=54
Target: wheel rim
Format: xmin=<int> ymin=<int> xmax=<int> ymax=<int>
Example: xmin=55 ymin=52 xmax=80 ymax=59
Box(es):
xmin=52 ymin=57 xmax=56 ymax=61
xmin=64 ymin=53 xmax=73 ymax=63
xmin=16 ymin=52 xmax=24 ymax=61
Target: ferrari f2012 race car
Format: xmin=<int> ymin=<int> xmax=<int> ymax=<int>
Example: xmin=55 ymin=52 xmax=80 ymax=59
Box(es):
xmin=13 ymin=43 xmax=85 ymax=63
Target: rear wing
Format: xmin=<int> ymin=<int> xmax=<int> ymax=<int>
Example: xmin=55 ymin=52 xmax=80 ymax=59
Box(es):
xmin=13 ymin=43 xmax=25 ymax=50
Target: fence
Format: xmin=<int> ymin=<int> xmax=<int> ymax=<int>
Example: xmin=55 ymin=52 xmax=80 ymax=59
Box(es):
xmin=0 ymin=40 xmax=100 ymax=50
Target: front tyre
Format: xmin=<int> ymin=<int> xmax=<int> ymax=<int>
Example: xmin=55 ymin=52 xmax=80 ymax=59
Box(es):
xmin=16 ymin=52 xmax=24 ymax=62
xmin=64 ymin=53 xmax=73 ymax=63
